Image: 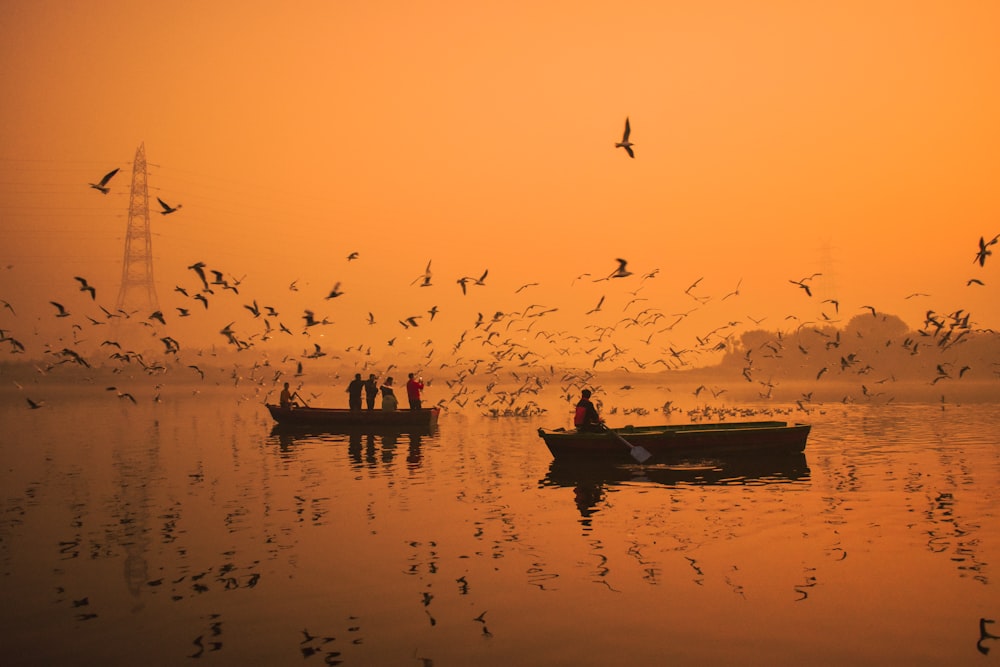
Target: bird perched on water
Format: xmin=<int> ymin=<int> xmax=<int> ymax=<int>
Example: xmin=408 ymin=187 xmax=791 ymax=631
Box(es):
xmin=615 ymin=117 xmax=635 ymax=158
xmin=74 ymin=276 xmax=96 ymax=300
xmin=157 ymin=197 xmax=182 ymax=215
xmin=89 ymin=168 xmax=119 ymax=194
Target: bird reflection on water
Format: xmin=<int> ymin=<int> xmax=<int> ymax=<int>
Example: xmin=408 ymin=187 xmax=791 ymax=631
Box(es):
xmin=540 ymin=452 xmax=810 ymax=518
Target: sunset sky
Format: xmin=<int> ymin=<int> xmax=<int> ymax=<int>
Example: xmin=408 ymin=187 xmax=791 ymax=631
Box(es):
xmin=2 ymin=1 xmax=999 ymax=370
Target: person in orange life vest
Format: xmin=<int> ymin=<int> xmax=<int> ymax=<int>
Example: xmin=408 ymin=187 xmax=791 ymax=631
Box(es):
xmin=406 ymin=373 xmax=424 ymax=410
xmin=574 ymin=389 xmax=603 ymax=431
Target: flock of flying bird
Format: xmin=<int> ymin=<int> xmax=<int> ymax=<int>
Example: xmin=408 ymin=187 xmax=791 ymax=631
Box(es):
xmin=3 ymin=127 xmax=998 ymax=416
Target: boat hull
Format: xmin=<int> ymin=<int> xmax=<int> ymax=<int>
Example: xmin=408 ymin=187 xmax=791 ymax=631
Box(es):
xmin=266 ymin=404 xmax=439 ymax=433
xmin=537 ymin=420 xmax=810 ymax=462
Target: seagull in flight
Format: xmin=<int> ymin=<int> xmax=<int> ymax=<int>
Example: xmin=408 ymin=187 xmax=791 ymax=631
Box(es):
xmin=74 ymin=276 xmax=96 ymax=300
xmin=188 ymin=262 xmax=209 ymax=290
xmin=974 ymin=234 xmax=999 ymax=267
xmin=157 ymin=197 xmax=182 ymax=215
xmin=411 ymin=260 xmax=433 ymax=287
xmin=89 ymin=168 xmax=119 ymax=194
xmin=325 ymin=282 xmax=344 ymax=299
xmin=615 ymin=117 xmax=635 ymax=158
xmin=610 ymin=258 xmax=632 ymax=278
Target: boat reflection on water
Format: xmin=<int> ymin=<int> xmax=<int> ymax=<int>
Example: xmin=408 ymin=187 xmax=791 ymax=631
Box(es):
xmin=268 ymin=424 xmax=433 ymax=467
xmin=540 ymin=452 xmax=810 ymax=518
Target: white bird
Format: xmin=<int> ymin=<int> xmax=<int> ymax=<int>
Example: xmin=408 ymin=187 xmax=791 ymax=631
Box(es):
xmin=89 ymin=168 xmax=119 ymax=194
xmin=615 ymin=117 xmax=634 ymax=158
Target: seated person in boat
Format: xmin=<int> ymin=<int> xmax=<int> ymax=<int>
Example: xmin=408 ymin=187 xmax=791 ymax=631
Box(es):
xmin=279 ymin=382 xmax=301 ymax=408
xmin=381 ymin=377 xmax=399 ymax=411
xmin=574 ymin=389 xmax=604 ymax=432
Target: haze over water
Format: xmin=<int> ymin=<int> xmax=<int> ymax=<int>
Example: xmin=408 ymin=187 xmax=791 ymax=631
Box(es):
xmin=1 ymin=381 xmax=997 ymax=666
xmin=3 ymin=3 xmax=1000 ymax=663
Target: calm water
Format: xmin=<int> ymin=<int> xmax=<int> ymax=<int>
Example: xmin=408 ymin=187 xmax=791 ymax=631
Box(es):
xmin=1 ymin=386 xmax=998 ymax=666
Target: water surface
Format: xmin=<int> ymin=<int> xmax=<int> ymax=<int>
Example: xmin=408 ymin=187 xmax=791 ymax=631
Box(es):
xmin=1 ymin=387 xmax=997 ymax=665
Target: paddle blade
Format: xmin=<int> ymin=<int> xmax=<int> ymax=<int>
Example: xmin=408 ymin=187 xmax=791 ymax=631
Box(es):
xmin=631 ymin=445 xmax=652 ymax=464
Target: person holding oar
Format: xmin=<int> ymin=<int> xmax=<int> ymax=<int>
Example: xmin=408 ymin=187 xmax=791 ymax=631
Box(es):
xmin=574 ymin=389 xmax=604 ymax=431
xmin=280 ymin=382 xmax=306 ymax=409
xmin=576 ymin=389 xmax=651 ymax=463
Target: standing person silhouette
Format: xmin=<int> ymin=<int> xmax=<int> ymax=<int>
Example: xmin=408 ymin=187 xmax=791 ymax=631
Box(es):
xmin=346 ymin=373 xmax=364 ymax=410
xmin=406 ymin=373 xmax=424 ymax=410
xmin=364 ymin=373 xmax=378 ymax=410
xmin=380 ymin=377 xmax=398 ymax=411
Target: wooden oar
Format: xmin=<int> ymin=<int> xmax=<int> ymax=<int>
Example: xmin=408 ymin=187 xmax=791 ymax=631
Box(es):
xmin=603 ymin=424 xmax=652 ymax=463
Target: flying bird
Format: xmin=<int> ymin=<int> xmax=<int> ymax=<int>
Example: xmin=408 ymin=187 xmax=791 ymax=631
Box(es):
xmin=89 ymin=168 xmax=119 ymax=194
xmin=188 ymin=262 xmax=209 ymax=290
xmin=974 ymin=234 xmax=999 ymax=267
xmin=587 ymin=295 xmax=605 ymax=314
xmin=411 ymin=260 xmax=433 ymax=287
xmin=325 ymin=282 xmax=344 ymax=299
xmin=789 ymin=275 xmax=820 ymax=297
xmin=615 ymin=117 xmax=635 ymax=158
xmin=157 ymin=197 xmax=182 ymax=215
xmin=594 ymin=258 xmax=632 ymax=283
xmin=74 ymin=276 xmax=96 ymax=300
xmin=50 ymin=301 xmax=70 ymax=318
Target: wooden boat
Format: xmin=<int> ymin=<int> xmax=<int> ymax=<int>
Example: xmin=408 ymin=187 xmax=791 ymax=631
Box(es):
xmin=266 ymin=404 xmax=440 ymax=432
xmin=537 ymin=420 xmax=810 ymax=462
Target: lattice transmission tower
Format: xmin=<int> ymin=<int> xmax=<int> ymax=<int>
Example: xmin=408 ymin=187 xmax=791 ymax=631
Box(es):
xmin=114 ymin=142 xmax=160 ymax=316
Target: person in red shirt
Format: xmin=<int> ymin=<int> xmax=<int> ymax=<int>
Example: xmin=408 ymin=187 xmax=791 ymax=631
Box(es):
xmin=574 ymin=389 xmax=603 ymax=431
xmin=406 ymin=373 xmax=424 ymax=410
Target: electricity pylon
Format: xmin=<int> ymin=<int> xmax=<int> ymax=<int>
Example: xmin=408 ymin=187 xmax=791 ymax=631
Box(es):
xmin=114 ymin=142 xmax=159 ymax=317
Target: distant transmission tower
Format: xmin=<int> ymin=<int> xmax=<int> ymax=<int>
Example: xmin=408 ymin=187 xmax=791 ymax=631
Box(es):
xmin=115 ymin=142 xmax=160 ymax=316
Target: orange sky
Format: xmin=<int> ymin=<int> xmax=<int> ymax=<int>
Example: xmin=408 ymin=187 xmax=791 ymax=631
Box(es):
xmin=2 ymin=1 xmax=999 ymax=369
